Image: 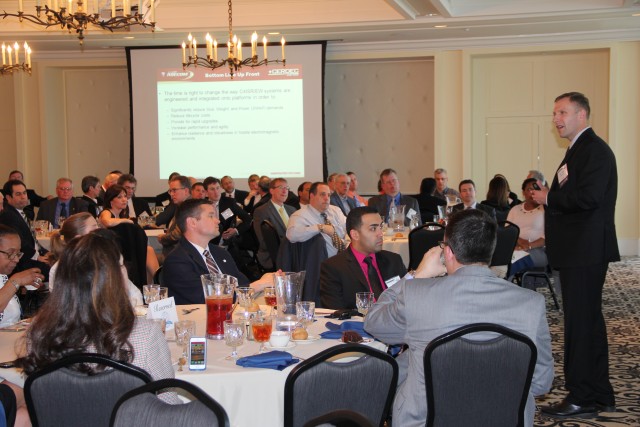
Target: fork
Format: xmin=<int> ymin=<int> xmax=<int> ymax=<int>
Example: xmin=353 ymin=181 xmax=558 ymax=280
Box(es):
xmin=182 ymin=307 xmax=200 ymax=315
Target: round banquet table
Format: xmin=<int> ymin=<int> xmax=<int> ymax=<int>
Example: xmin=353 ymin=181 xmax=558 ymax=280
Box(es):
xmin=382 ymin=231 xmax=409 ymax=267
xmin=37 ymin=228 xmax=165 ymax=253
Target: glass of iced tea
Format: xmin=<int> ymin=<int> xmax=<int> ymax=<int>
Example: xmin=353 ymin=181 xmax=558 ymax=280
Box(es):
xmin=201 ymin=273 xmax=237 ymax=340
xmin=250 ymin=315 xmax=273 ymax=353
xmin=264 ymin=286 xmax=277 ymax=315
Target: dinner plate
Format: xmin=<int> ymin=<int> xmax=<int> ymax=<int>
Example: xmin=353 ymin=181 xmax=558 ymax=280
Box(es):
xmin=291 ymin=335 xmax=320 ymax=344
xmin=339 ymin=338 xmax=373 ymax=344
xmin=266 ymin=342 xmax=296 ymax=350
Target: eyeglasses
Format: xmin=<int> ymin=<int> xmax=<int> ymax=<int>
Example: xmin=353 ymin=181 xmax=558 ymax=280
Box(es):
xmin=438 ymin=241 xmax=450 ymax=250
xmin=168 ymin=188 xmax=187 ymax=194
xmin=0 ymin=250 xmax=24 ymax=261
xmin=274 ymin=185 xmax=290 ymax=191
xmin=57 ymin=187 xmax=73 ymax=192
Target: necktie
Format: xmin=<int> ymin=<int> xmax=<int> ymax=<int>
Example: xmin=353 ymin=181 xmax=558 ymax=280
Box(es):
xmin=320 ymin=212 xmax=345 ymax=252
xmin=363 ymin=256 xmax=384 ymax=299
xmin=59 ymin=203 xmax=68 ymax=228
xmin=278 ymin=206 xmax=288 ymax=227
xmin=20 ymin=210 xmax=29 ymax=225
xmin=203 ymin=249 xmax=222 ymax=275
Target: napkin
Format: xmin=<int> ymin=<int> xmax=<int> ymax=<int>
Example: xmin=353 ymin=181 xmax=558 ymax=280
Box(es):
xmin=320 ymin=321 xmax=372 ymax=339
xmin=236 ymin=351 xmax=300 ymax=370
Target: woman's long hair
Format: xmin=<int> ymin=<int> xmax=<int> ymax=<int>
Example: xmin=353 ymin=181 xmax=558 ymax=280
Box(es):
xmin=485 ymin=176 xmax=509 ymax=208
xmin=16 ymin=233 xmax=135 ymax=375
xmin=49 ymin=212 xmax=94 ymax=262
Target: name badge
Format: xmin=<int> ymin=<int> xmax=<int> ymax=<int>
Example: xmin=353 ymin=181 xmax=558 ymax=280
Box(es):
xmin=221 ymin=208 xmax=234 ymax=220
xmin=385 ymin=276 xmax=401 ymax=288
xmin=162 ymin=199 xmax=170 ymax=206
xmin=557 ymin=164 xmax=569 ymax=185
xmin=406 ymin=208 xmax=417 ymax=219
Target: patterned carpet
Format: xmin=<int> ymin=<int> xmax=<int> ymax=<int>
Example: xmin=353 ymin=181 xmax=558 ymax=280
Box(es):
xmin=534 ymin=257 xmax=640 ymax=427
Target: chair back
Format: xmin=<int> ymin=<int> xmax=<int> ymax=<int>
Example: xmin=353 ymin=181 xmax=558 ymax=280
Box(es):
xmin=408 ymin=223 xmax=445 ymax=270
xmin=276 ymin=235 xmax=328 ymax=305
xmin=25 ymin=353 xmax=152 ymax=427
xmin=284 ymin=343 xmax=398 ymax=427
xmin=489 ymin=221 xmax=520 ymax=273
xmin=260 ymin=220 xmax=282 ymax=270
xmin=110 ymin=378 xmax=229 ymax=427
xmin=423 ymin=323 xmax=537 ymax=427
xmin=152 ymin=265 xmax=164 ymax=285
xmin=303 ymin=409 xmax=376 ymax=427
xmin=110 ymin=222 xmax=149 ymax=289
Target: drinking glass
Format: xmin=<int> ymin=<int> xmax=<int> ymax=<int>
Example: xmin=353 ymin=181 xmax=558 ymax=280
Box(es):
xmin=224 ymin=320 xmax=245 ymax=360
xmin=236 ymin=287 xmax=254 ymax=310
xmin=158 ymin=287 xmax=169 ymax=300
xmin=250 ymin=316 xmax=273 ymax=353
xmin=264 ymin=286 xmax=277 ymax=315
xmin=174 ymin=320 xmax=196 ymax=346
xmin=296 ymin=301 xmax=315 ymax=330
xmin=355 ymin=292 xmax=374 ymax=319
xmin=143 ymin=284 xmax=160 ymax=305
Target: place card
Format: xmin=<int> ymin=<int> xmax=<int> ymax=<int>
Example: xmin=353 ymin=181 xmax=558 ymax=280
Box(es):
xmin=147 ymin=297 xmax=178 ymax=331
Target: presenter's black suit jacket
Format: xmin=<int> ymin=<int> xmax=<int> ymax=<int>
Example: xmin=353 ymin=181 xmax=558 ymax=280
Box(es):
xmin=320 ymin=248 xmax=407 ymax=309
xmin=545 ymin=127 xmax=619 ymax=268
xmin=36 ymin=197 xmax=89 ymax=225
xmin=451 ymin=202 xmax=496 ymax=221
xmin=163 ymin=237 xmax=250 ymax=305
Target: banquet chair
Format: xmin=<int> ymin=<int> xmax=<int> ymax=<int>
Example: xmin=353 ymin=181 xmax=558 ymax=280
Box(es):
xmin=277 ymin=234 xmax=328 ymax=306
xmin=110 ymin=222 xmax=149 ymax=290
xmin=260 ymin=219 xmax=281 ymax=272
xmin=408 ymin=222 xmax=445 ymax=270
xmin=110 ymin=378 xmax=229 ymax=427
xmin=489 ymin=220 xmax=520 ymax=278
xmin=514 ymin=266 xmax=560 ymax=310
xmin=284 ymin=343 xmax=398 ymax=427
xmin=303 ymin=409 xmax=376 ymax=427
xmin=24 ymin=353 xmax=152 ymax=427
xmin=423 ymin=323 xmax=537 ymax=427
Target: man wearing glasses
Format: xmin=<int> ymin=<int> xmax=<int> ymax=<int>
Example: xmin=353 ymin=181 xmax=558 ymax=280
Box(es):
xmin=36 ymin=178 xmax=88 ymax=229
xmin=117 ymin=174 xmax=152 ymax=219
xmin=365 ymin=209 xmax=553 ymax=427
xmin=157 ymin=175 xmax=192 ymax=254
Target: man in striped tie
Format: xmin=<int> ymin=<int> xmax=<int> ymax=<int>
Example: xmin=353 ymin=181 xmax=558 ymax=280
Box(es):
xmin=163 ymin=198 xmax=250 ymax=305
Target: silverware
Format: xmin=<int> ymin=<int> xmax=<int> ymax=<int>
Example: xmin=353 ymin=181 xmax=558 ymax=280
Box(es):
xmin=226 ymin=302 xmax=239 ymax=320
xmin=181 ymin=307 xmax=200 ymax=315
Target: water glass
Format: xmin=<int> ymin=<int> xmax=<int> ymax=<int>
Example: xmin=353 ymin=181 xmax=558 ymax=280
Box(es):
xmin=143 ymin=284 xmax=160 ymax=304
xmin=158 ymin=287 xmax=169 ymax=300
xmin=174 ymin=320 xmax=196 ymax=346
xmin=355 ymin=292 xmax=374 ymax=318
xmin=224 ymin=320 xmax=245 ymax=360
xmin=296 ymin=301 xmax=315 ymax=330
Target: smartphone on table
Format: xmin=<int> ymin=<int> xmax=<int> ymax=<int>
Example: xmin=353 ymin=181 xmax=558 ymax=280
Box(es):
xmin=189 ymin=337 xmax=207 ymax=371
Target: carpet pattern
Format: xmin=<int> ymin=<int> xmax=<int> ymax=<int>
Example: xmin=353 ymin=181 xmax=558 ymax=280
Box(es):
xmin=534 ymin=257 xmax=640 ymax=426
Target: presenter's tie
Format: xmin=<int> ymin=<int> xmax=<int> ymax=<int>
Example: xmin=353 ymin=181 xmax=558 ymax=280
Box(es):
xmin=363 ymin=256 xmax=384 ymax=299
xmin=320 ymin=212 xmax=345 ymax=252
xmin=203 ymin=249 xmax=222 ymax=275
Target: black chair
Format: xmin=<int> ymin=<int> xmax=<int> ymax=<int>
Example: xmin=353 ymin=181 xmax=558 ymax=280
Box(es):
xmin=515 ymin=266 xmax=560 ymax=310
xmin=110 ymin=378 xmax=230 ymax=427
xmin=424 ymin=323 xmax=537 ymax=427
xmin=408 ymin=222 xmax=445 ymax=270
xmin=489 ymin=220 xmax=520 ymax=278
xmin=303 ymin=409 xmax=376 ymax=427
xmin=284 ymin=343 xmax=398 ymax=427
xmin=260 ymin=220 xmax=281 ymax=271
xmin=24 ymin=353 xmax=152 ymax=427
xmin=110 ymin=222 xmax=149 ymax=290
xmin=277 ymin=234 xmax=328 ymax=306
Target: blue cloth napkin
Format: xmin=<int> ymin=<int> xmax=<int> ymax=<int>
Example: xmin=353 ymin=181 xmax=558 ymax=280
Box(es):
xmin=236 ymin=351 xmax=299 ymax=370
xmin=320 ymin=321 xmax=372 ymax=339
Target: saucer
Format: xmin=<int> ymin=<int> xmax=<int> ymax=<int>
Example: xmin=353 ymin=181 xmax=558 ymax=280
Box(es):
xmin=291 ymin=335 xmax=320 ymax=344
xmin=266 ymin=342 xmax=296 ymax=350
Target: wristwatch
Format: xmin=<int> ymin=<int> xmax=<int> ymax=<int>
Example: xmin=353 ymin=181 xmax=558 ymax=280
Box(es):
xmin=318 ymin=224 xmax=324 ymax=232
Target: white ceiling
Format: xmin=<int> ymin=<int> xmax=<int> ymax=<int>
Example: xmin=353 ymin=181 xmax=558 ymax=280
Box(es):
xmin=0 ymin=0 xmax=639 ymax=53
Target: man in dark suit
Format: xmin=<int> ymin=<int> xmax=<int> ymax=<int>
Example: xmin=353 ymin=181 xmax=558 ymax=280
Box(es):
xmin=117 ymin=174 xmax=152 ymax=219
xmin=79 ymin=175 xmax=103 ymax=217
xmin=0 ymin=180 xmax=50 ymax=273
xmin=329 ymin=173 xmax=357 ymax=216
xmin=320 ymin=206 xmax=407 ymax=309
xmin=6 ymin=170 xmax=49 ymax=221
xmin=163 ymin=199 xmax=250 ymax=305
xmin=98 ymin=171 xmax=121 ymax=202
xmin=368 ymin=168 xmax=421 ymax=227
xmin=221 ymin=175 xmax=249 ymax=205
xmin=203 ymin=177 xmax=252 ymax=246
xmin=451 ymin=179 xmax=496 ymax=220
xmin=533 ymin=92 xmax=619 ymax=418
xmin=36 ymin=178 xmax=89 ymax=228
xmin=253 ymin=178 xmax=297 ymax=269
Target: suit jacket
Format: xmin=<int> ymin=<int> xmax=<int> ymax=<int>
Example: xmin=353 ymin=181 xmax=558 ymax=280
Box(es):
xmin=545 ymin=127 xmax=619 ymax=268
xmin=365 ymin=266 xmax=554 ymax=427
xmin=320 ymin=248 xmax=407 ymax=309
xmin=368 ymin=194 xmax=422 ymax=227
xmin=211 ymin=198 xmax=253 ymax=245
xmin=329 ymin=192 xmax=357 ymax=217
xmin=252 ymin=201 xmax=296 ymax=268
xmin=154 ymin=191 xmax=171 ymax=207
xmin=23 ymin=189 xmax=47 ymax=221
xmin=124 ymin=197 xmax=152 ymax=218
xmin=155 ymin=203 xmax=177 ymax=227
xmin=163 ymin=237 xmax=250 ymax=305
xmin=36 ymin=197 xmax=89 ymax=226
xmin=0 ymin=204 xmax=39 ymax=262
xmin=223 ymin=189 xmax=249 ymax=205
xmin=79 ymin=195 xmax=101 ymax=217
xmin=451 ymin=202 xmax=497 ymax=221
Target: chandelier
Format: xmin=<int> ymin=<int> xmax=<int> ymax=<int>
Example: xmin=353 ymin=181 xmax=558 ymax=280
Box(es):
xmin=1 ymin=41 xmax=31 ymax=75
xmin=1 ymin=0 xmax=157 ymax=45
xmin=181 ymin=0 xmax=286 ymax=79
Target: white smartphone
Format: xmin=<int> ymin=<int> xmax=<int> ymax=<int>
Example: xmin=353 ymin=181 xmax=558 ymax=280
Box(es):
xmin=188 ymin=337 xmax=207 ymax=371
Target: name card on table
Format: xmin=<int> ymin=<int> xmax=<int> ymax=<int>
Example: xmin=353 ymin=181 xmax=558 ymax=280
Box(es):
xmin=147 ymin=297 xmax=178 ymax=331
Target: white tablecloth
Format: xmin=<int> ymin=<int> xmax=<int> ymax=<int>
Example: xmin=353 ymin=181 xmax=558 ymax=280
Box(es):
xmin=0 ymin=305 xmax=384 ymax=427
xmin=37 ymin=229 xmax=165 ymax=253
xmin=382 ymin=232 xmax=409 ymax=267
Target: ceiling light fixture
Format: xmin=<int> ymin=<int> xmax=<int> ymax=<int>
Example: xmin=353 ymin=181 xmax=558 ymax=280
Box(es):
xmin=1 ymin=0 xmax=156 ymax=45
xmin=1 ymin=41 xmax=31 ymax=75
xmin=181 ymin=0 xmax=286 ymax=79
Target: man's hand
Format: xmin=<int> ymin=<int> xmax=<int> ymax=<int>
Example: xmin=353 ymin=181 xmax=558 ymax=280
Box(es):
xmin=222 ymin=228 xmax=238 ymax=239
xmin=414 ymin=246 xmax=447 ymax=278
xmin=530 ymin=180 xmax=549 ymax=205
xmin=320 ymin=224 xmax=335 ymax=235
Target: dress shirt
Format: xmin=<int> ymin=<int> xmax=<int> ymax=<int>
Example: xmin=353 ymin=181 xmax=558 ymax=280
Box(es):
xmin=127 ymin=199 xmax=137 ymax=218
xmin=188 ymin=241 xmax=221 ymax=273
xmin=350 ymin=246 xmax=386 ymax=294
xmin=338 ymin=195 xmax=352 ymax=214
xmin=286 ymin=204 xmax=347 ymax=257
xmin=0 ymin=275 xmax=21 ymax=327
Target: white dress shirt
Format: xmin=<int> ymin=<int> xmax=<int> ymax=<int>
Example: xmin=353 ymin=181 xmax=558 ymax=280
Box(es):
xmin=0 ymin=274 xmax=22 ymax=327
xmin=286 ymin=204 xmax=347 ymax=257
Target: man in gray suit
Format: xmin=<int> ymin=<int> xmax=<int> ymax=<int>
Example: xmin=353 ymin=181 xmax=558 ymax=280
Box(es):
xmin=367 ymin=168 xmax=421 ymax=226
xmin=365 ymin=209 xmax=553 ymax=427
xmin=329 ymin=173 xmax=356 ymax=216
xmin=253 ymin=177 xmax=297 ymax=269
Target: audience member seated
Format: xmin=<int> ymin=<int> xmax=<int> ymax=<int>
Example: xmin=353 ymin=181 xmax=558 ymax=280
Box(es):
xmin=79 ymin=175 xmax=103 ymax=217
xmin=368 ymin=168 xmax=421 ymax=227
xmin=48 ymin=213 xmax=143 ymax=306
xmin=157 ymin=175 xmax=193 ymax=255
xmin=154 ymin=171 xmax=181 ymax=208
xmin=287 ymin=182 xmax=347 ymax=258
xmin=15 ymin=233 xmax=179 ymax=403
xmin=242 ymin=174 xmax=262 ymax=213
xmin=494 ymin=174 xmax=521 ymax=207
xmin=346 ymin=171 xmax=367 ymax=207
xmin=117 ymin=174 xmax=152 ymax=219
xmin=98 ymin=171 xmax=122 ymax=202
xmin=327 ymin=173 xmax=338 ymax=193
xmin=480 ymin=176 xmax=512 ymax=222
xmin=433 ymin=168 xmax=460 ymax=201
xmin=248 ymin=176 xmax=272 ymax=213
xmin=527 ymin=170 xmax=548 ymax=189
xmin=365 ymin=210 xmax=553 ymax=427
xmin=203 ymin=177 xmax=252 ymax=246
xmin=297 ymin=181 xmax=311 ymax=206
xmin=221 ymin=175 xmax=249 ymax=205
xmin=414 ymin=177 xmax=446 ymax=223
xmin=320 ymin=207 xmax=407 ymax=309
xmin=329 ymin=173 xmax=357 ymax=216
xmin=6 ymin=170 xmax=49 ymax=221
xmin=253 ymin=178 xmax=297 ymax=270
xmin=190 ymin=182 xmax=206 ymax=200
xmin=163 ymin=199 xmax=250 ymax=304
xmin=36 ymin=178 xmax=89 ymax=229
xmin=452 ymin=179 xmax=497 ymax=220
xmin=506 ymin=178 xmax=548 ymax=276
